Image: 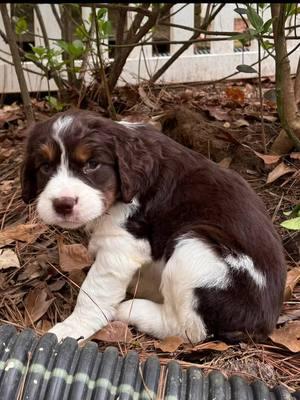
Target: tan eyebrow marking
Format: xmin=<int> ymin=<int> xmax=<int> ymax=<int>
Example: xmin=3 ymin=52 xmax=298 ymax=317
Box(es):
xmin=73 ymin=144 xmax=92 ymax=163
xmin=39 ymin=142 xmax=56 ymax=161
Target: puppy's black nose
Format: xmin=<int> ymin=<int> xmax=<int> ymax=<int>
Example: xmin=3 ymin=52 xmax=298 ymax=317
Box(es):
xmin=53 ymin=197 xmax=77 ymax=215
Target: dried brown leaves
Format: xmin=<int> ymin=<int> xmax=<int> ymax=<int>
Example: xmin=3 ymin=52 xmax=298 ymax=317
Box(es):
xmin=24 ymin=286 xmax=54 ymax=326
xmin=284 ymin=266 xmax=300 ymax=301
xmin=266 ymin=162 xmax=296 ymax=184
xmin=57 ymin=237 xmax=93 ymax=272
xmin=0 ymin=248 xmax=20 ymax=270
xmin=0 ymin=223 xmax=47 ymax=247
xmin=93 ymin=321 xmax=133 ymax=343
xmin=270 ymin=321 xmax=300 ymax=353
xmin=154 ymin=336 xmax=185 ymax=352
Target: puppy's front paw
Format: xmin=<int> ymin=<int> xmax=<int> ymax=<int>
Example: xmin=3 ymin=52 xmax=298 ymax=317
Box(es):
xmin=49 ymin=320 xmax=94 ymax=343
xmin=49 ymin=322 xmax=81 ymax=342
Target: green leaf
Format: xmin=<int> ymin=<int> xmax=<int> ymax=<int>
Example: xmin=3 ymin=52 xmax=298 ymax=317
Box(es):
xmin=236 ymin=64 xmax=257 ymax=74
xmin=15 ymin=17 xmax=28 ymax=35
xmin=75 ymin=24 xmax=89 ymax=40
xmin=45 ymin=96 xmax=65 ymax=112
xmin=231 ymin=31 xmax=251 ymax=41
xmin=262 ymin=18 xmax=273 ymax=34
xmin=56 ymin=40 xmax=70 ymax=53
xmin=246 ymin=5 xmax=264 ymax=31
xmin=286 ymin=4 xmax=300 ymax=16
xmin=30 ymin=45 xmax=47 ymax=58
xmin=283 ymin=204 xmax=300 ymax=218
xmin=234 ymin=7 xmax=248 ymax=15
xmin=101 ymin=20 xmax=112 ymax=36
xmin=70 ymin=40 xmax=84 ymax=58
xmin=97 ymin=8 xmax=107 ymax=19
xmin=24 ymin=52 xmax=39 ymax=62
xmin=280 ymin=217 xmax=300 ymax=231
xmin=261 ymin=39 xmax=274 ymax=50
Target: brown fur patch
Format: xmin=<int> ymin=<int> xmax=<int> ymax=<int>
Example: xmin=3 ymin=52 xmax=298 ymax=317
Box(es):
xmin=39 ymin=143 xmax=56 ymax=161
xmin=73 ymin=145 xmax=91 ymax=163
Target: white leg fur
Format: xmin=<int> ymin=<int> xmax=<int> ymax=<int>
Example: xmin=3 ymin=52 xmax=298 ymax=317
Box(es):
xmin=50 ymin=201 xmax=151 ymax=341
xmin=117 ymin=236 xmax=231 ymax=342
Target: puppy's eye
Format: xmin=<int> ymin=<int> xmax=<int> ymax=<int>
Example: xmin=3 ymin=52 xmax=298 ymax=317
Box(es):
xmin=83 ymin=159 xmax=101 ymax=174
xmin=39 ymin=162 xmax=52 ymax=174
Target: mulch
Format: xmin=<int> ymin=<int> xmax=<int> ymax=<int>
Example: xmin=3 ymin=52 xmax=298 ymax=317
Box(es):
xmin=0 ymin=79 xmax=299 ymax=392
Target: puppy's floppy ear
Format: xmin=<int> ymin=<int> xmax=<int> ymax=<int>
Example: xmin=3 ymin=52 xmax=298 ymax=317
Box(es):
xmin=114 ymin=136 xmax=157 ymax=203
xmin=20 ymin=153 xmax=38 ymax=204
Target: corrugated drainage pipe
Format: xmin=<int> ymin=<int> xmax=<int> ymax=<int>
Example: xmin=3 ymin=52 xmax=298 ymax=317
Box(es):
xmin=0 ymin=325 xmax=299 ymax=400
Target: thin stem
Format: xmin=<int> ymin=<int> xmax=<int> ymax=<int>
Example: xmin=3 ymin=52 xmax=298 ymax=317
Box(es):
xmin=257 ymin=4 xmax=266 ymax=152
xmin=92 ymin=5 xmax=116 ymax=119
xmin=50 ymin=4 xmax=62 ymax=30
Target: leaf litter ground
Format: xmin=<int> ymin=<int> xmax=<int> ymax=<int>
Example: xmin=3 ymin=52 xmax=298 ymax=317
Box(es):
xmin=0 ymin=78 xmax=299 ymax=393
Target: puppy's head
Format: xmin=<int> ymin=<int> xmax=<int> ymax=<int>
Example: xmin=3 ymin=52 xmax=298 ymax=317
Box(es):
xmin=21 ymin=111 xmax=158 ymax=229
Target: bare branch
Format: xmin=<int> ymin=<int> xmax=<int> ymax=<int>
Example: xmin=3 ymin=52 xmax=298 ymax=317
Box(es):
xmin=0 ymin=4 xmax=34 ymax=123
xmin=50 ymin=4 xmax=62 ymax=31
xmin=149 ymin=4 xmax=225 ymax=83
xmin=79 ymin=3 xmax=153 ymax=17
xmin=295 ymin=56 xmax=300 ymax=106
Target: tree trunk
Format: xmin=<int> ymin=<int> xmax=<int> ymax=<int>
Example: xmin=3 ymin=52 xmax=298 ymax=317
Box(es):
xmin=295 ymin=56 xmax=300 ymax=107
xmin=0 ymin=4 xmax=34 ymax=124
xmin=270 ymin=4 xmax=300 ymax=153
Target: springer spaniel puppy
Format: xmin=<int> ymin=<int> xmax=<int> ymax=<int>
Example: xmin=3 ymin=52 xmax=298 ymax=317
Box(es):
xmin=21 ymin=110 xmax=286 ymax=343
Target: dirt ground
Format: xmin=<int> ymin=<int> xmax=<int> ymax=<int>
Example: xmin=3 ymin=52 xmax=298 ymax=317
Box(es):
xmin=0 ymin=78 xmax=299 ymax=392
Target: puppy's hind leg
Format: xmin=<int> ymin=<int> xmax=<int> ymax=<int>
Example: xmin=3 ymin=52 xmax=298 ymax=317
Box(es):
xmin=117 ymin=238 xmax=221 ymax=342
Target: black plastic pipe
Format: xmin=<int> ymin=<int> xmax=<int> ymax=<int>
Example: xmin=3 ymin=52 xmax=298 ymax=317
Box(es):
xmin=0 ymin=324 xmax=299 ymax=400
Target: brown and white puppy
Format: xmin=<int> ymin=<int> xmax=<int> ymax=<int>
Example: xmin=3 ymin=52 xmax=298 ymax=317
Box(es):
xmin=21 ymin=110 xmax=286 ymax=342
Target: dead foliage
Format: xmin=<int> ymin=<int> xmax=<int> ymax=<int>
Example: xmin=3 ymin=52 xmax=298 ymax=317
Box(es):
xmin=0 ymin=82 xmax=299 ymax=391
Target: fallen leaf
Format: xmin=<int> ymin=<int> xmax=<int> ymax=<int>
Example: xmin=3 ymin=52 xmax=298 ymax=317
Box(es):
xmin=40 ymin=319 xmax=52 ymax=332
xmin=235 ymin=119 xmax=250 ymax=127
xmin=185 ymin=341 xmax=230 ymax=353
xmin=218 ymin=157 xmax=233 ymax=169
xmin=263 ymin=89 xmax=277 ymax=102
xmin=138 ymin=86 xmax=158 ymax=110
xmin=206 ymin=106 xmax=231 ymax=122
xmin=92 ymin=321 xmax=133 ymax=343
xmin=277 ymin=309 xmax=300 ymax=324
xmin=266 ymin=162 xmax=296 ymax=184
xmin=225 ymin=87 xmax=245 ymax=103
xmin=0 ymin=180 xmax=14 ymax=194
xmin=0 ymin=223 xmax=47 ymax=247
xmin=281 ymin=216 xmax=300 ymax=230
xmin=0 ymin=149 xmax=15 ymax=163
xmin=17 ymin=262 xmax=44 ymax=281
xmin=253 ymin=151 xmax=281 ymax=165
xmin=68 ymin=270 xmax=86 ymax=286
xmin=48 ymin=279 xmax=66 ymax=292
xmin=269 ymin=321 xmax=300 ymax=352
xmin=24 ymin=287 xmax=54 ymax=326
xmin=262 ymin=115 xmax=278 ymax=123
xmin=58 ymin=238 xmax=93 ymax=272
xmin=0 ymin=249 xmax=20 ymax=270
xmin=154 ymin=336 xmax=185 ymax=352
xmin=284 ymin=266 xmax=300 ymax=300
xmin=290 ymin=152 xmax=300 ymax=160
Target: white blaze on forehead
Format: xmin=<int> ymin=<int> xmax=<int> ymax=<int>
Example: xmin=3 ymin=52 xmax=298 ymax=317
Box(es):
xmin=37 ymin=114 xmax=106 ymax=229
xmin=52 ymin=115 xmax=74 ymax=171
